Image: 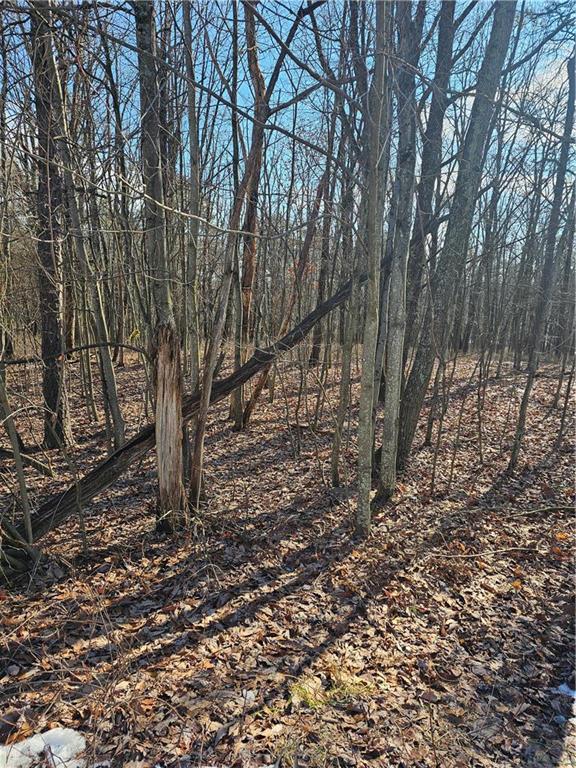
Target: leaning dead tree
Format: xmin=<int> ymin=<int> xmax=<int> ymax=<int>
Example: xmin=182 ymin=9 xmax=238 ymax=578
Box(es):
xmin=0 ymin=275 xmax=364 ymax=578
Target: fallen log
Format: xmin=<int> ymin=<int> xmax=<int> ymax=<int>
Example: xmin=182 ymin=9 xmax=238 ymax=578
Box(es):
xmin=1 ymin=276 xmax=363 ymax=568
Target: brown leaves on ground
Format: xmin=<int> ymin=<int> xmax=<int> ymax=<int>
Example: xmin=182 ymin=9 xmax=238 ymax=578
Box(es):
xmin=0 ymin=358 xmax=574 ymax=767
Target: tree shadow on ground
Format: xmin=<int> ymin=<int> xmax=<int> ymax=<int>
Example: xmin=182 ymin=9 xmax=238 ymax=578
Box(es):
xmin=3 ymin=482 xmax=573 ymax=767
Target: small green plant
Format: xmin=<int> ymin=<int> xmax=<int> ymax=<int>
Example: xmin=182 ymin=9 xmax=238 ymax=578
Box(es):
xmin=289 ymin=667 xmax=377 ymax=711
xmin=289 ymin=676 xmax=329 ymax=710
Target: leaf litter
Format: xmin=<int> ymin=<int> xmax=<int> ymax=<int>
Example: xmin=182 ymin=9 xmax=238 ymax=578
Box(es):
xmin=0 ymin=358 xmax=574 ymax=767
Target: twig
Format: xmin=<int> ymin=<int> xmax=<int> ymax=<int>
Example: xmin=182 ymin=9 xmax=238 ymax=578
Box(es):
xmin=428 ymin=546 xmax=540 ymax=559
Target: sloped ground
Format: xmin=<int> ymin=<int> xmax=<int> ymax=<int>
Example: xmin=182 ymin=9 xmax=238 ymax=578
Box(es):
xmin=1 ymin=356 xmax=574 ymax=767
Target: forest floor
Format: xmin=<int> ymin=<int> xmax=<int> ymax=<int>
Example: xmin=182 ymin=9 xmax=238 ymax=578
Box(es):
xmin=0 ymin=354 xmax=574 ymax=768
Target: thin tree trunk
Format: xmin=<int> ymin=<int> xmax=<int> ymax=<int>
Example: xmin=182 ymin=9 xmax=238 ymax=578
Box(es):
xmin=356 ymin=0 xmax=389 ymax=538
xmin=404 ymin=1 xmax=455 ymax=353
xmin=183 ymin=0 xmax=201 ymax=391
xmin=242 ymin=169 xmax=327 ymax=426
xmin=331 ymin=175 xmax=355 ymax=487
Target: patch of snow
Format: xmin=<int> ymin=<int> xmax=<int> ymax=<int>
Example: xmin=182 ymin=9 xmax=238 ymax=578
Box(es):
xmin=0 ymin=727 xmax=85 ymax=768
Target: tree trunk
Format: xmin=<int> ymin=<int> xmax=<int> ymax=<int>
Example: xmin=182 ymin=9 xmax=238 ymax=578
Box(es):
xmin=356 ymin=0 xmax=390 ymax=538
xmin=404 ymin=1 xmax=455 ymax=354
xmin=183 ymin=0 xmax=201 ymax=392
xmin=133 ymin=0 xmax=185 ymax=530
xmin=30 ymin=1 xmax=69 ymax=449
xmin=378 ymin=1 xmax=424 ymax=500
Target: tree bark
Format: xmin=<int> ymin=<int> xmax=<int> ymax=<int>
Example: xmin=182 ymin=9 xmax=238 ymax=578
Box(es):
xmin=30 ymin=0 xmax=69 ymax=449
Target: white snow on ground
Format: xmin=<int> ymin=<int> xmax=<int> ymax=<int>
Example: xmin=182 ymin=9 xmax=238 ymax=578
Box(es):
xmin=0 ymin=727 xmax=86 ymax=768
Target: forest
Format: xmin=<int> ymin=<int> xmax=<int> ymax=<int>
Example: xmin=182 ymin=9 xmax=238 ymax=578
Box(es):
xmin=0 ymin=0 xmax=574 ymax=766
